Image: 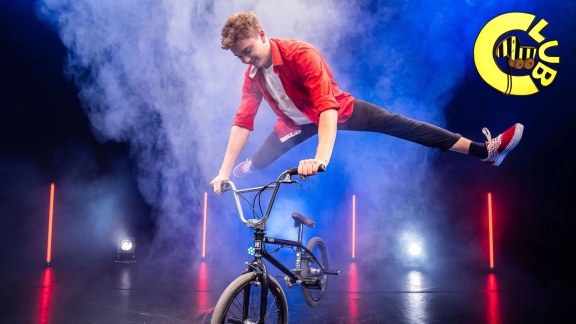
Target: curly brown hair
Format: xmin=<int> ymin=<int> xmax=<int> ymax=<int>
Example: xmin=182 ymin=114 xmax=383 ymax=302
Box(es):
xmin=221 ymin=12 xmax=263 ymax=50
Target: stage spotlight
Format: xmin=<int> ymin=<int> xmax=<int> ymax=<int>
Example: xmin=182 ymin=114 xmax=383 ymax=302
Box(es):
xmin=404 ymin=241 xmax=423 ymax=268
xmin=116 ymin=237 xmax=136 ymax=263
xmin=408 ymin=243 xmax=422 ymax=257
xmin=399 ymin=231 xmax=426 ymax=266
xmin=120 ymin=239 xmax=133 ymax=252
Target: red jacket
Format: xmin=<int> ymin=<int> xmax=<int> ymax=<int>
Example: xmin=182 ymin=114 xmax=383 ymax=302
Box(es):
xmin=232 ymin=38 xmax=355 ymax=141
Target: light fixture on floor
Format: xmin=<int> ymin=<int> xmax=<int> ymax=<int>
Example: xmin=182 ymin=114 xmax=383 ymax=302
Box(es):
xmin=116 ymin=237 xmax=136 ymax=263
xmin=405 ymin=243 xmax=423 ymax=268
xmin=408 ymin=243 xmax=422 ymax=257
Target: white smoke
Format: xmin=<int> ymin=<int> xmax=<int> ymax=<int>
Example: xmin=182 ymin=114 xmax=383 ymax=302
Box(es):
xmin=35 ymin=0 xmax=526 ymax=264
xmin=35 ymin=0 xmax=361 ymax=259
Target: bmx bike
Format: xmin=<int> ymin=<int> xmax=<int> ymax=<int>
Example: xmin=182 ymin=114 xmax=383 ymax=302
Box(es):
xmin=211 ymin=167 xmax=340 ymax=323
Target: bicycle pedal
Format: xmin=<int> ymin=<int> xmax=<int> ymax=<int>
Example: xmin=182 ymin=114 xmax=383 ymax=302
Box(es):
xmin=301 ymin=277 xmax=322 ymax=289
xmin=277 ymin=275 xmax=298 ymax=288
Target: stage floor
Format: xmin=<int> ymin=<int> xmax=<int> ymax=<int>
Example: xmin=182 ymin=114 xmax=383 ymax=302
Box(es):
xmin=1 ymin=255 xmax=573 ymax=323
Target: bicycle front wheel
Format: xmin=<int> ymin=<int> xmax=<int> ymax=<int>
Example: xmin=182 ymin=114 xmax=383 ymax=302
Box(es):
xmin=301 ymin=236 xmax=330 ymax=307
xmin=211 ymin=272 xmax=288 ymax=324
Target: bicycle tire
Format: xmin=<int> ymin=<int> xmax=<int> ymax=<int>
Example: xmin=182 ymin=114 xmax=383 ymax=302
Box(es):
xmin=211 ymin=272 xmax=288 ymax=324
xmin=301 ymin=236 xmax=329 ymax=307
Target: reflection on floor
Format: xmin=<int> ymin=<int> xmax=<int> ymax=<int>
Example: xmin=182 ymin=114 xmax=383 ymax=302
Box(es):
xmin=0 ymin=255 xmax=573 ymax=323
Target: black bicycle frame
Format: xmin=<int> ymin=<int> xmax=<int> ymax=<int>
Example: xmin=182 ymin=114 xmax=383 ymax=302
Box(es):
xmin=251 ymin=229 xmax=321 ymax=284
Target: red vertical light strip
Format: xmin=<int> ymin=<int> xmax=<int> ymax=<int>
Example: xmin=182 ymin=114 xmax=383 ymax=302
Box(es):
xmin=202 ymin=192 xmax=207 ymax=258
xmin=352 ymin=195 xmax=356 ymax=259
xmin=46 ymin=183 xmax=55 ymax=266
xmin=488 ymin=192 xmax=494 ymax=269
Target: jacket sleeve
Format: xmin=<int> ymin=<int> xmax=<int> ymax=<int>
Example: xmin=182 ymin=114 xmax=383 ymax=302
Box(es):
xmin=232 ymin=68 xmax=263 ymax=131
xmin=293 ymin=47 xmax=340 ymax=116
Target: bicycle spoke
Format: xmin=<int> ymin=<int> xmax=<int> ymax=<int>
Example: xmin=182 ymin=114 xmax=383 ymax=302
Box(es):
xmin=214 ymin=278 xmax=285 ymax=323
xmin=266 ymin=291 xmax=279 ymax=319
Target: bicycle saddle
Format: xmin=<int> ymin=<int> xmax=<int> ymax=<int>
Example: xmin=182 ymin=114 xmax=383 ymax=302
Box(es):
xmin=292 ymin=212 xmax=316 ymax=228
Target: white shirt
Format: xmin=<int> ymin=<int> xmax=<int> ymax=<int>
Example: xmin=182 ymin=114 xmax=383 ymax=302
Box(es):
xmin=262 ymin=65 xmax=311 ymax=125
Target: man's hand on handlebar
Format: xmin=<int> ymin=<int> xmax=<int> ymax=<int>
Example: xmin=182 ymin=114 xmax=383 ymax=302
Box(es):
xmin=210 ymin=174 xmax=229 ymax=195
xmin=297 ymin=159 xmax=327 ymax=179
xmin=211 ymin=160 xmax=326 ymax=195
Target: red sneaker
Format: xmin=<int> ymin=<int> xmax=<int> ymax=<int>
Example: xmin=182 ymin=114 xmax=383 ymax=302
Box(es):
xmin=481 ymin=123 xmax=524 ymax=166
xmin=232 ymin=159 xmax=254 ymax=177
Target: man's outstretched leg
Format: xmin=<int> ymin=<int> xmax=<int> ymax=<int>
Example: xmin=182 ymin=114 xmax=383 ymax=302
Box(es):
xmin=344 ymin=100 xmax=524 ymax=166
xmin=233 ymin=100 xmax=525 ymax=177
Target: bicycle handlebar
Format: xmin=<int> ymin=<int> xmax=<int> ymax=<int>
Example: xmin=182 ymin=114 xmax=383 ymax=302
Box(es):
xmin=286 ymin=163 xmax=326 ymax=176
xmin=222 ymin=165 xmax=325 ymax=226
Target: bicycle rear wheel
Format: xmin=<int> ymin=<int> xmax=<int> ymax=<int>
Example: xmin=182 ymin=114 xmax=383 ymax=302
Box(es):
xmin=211 ymin=272 xmax=288 ymax=324
xmin=301 ymin=237 xmax=329 ymax=307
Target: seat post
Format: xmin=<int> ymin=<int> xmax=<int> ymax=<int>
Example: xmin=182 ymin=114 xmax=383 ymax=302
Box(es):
xmin=297 ymin=223 xmax=304 ymax=243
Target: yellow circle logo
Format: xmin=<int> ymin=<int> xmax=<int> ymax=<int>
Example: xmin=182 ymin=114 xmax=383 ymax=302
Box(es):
xmin=474 ymin=12 xmax=560 ymax=95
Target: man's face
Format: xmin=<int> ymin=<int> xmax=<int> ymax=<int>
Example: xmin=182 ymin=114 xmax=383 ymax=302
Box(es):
xmin=230 ymin=30 xmax=271 ymax=69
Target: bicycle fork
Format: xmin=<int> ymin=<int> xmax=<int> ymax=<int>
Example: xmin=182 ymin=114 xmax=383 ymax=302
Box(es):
xmin=246 ymin=230 xmax=272 ymax=324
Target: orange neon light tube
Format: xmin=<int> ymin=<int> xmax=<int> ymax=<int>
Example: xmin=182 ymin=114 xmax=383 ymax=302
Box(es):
xmin=46 ymin=183 xmax=55 ymax=265
xmin=488 ymin=192 xmax=494 ymax=269
xmin=352 ymin=195 xmax=356 ymax=259
xmin=202 ymin=192 xmax=207 ymax=258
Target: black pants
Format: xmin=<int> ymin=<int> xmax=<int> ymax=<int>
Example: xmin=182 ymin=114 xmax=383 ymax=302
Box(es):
xmin=251 ymin=100 xmax=461 ymax=169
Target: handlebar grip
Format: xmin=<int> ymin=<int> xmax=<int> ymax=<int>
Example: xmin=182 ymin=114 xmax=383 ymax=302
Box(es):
xmin=221 ymin=180 xmax=231 ymax=192
xmin=288 ymin=164 xmax=326 ymax=176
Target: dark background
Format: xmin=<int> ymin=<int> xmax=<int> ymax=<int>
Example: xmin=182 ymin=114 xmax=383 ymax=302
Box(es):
xmin=1 ymin=0 xmax=575 ymax=286
xmin=0 ymin=0 xmax=153 ymax=268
